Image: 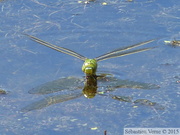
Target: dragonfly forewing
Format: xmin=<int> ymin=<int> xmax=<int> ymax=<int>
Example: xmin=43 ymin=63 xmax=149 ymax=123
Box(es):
xmin=96 ymin=39 xmax=156 ymax=62
xmin=97 ymin=75 xmax=160 ymax=92
xmin=24 ymin=34 xmax=87 ymax=61
xmin=29 ymin=77 xmax=84 ymax=94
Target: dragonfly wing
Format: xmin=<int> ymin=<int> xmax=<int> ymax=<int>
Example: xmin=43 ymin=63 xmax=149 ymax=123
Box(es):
xmin=133 ymin=99 xmax=165 ymax=110
xmin=110 ymin=95 xmax=133 ymax=102
xmin=96 ymin=39 xmax=156 ymax=61
xmin=97 ymin=75 xmax=160 ymax=92
xmin=29 ymin=77 xmax=84 ymax=94
xmin=97 ymin=74 xmax=163 ymax=110
xmin=24 ymin=34 xmax=86 ymax=61
xmin=21 ymin=92 xmax=83 ymax=112
xmin=96 ymin=47 xmax=154 ymax=62
xmin=113 ymin=79 xmax=160 ymax=90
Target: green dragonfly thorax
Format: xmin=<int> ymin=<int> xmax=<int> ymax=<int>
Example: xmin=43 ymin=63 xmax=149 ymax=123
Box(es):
xmin=82 ymin=59 xmax=97 ymax=75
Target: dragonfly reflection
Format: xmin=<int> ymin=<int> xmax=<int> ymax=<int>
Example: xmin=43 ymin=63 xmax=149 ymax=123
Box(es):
xmin=21 ymin=74 xmax=164 ymax=112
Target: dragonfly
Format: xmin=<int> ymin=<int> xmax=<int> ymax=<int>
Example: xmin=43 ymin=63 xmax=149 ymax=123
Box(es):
xmin=21 ymin=73 xmax=163 ymax=112
xmin=22 ymin=34 xmax=161 ymax=112
xmin=24 ymin=34 xmax=156 ymax=76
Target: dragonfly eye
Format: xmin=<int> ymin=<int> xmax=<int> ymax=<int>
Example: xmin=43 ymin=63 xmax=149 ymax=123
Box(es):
xmin=82 ymin=59 xmax=97 ymax=75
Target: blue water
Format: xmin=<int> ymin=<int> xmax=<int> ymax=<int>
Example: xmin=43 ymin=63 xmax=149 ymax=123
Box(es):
xmin=0 ymin=0 xmax=180 ymax=135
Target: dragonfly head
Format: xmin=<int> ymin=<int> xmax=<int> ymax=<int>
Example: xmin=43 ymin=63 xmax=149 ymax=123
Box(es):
xmin=82 ymin=59 xmax=97 ymax=75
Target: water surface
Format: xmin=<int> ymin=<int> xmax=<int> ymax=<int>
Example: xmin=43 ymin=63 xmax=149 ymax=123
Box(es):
xmin=0 ymin=0 xmax=179 ymax=134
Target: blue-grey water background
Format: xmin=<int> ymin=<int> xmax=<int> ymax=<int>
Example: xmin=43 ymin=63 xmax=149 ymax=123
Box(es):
xmin=0 ymin=0 xmax=180 ymax=135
